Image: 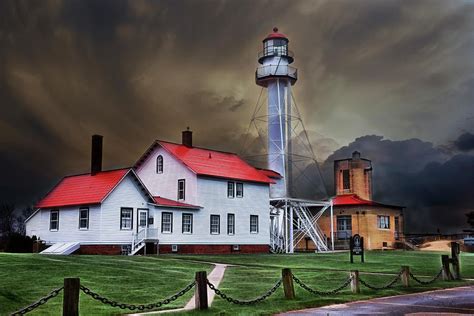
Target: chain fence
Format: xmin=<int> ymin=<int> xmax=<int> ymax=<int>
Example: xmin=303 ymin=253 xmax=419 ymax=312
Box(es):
xmin=207 ymin=278 xmax=282 ymax=305
xmin=409 ymin=269 xmax=443 ymax=285
xmin=80 ymin=281 xmax=195 ymax=311
xmin=359 ymin=270 xmax=403 ymax=290
xmin=10 ymin=287 xmax=63 ymax=316
xmin=292 ymin=274 xmax=353 ymax=295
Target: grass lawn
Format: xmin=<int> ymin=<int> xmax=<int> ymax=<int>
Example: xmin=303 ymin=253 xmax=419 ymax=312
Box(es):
xmin=1 ymin=251 xmax=473 ymax=315
xmin=0 ymin=254 xmax=211 ymax=315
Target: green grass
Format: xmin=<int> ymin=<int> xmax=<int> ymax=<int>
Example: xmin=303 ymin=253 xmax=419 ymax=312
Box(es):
xmin=1 ymin=251 xmax=473 ymax=315
xmin=0 ymin=254 xmax=211 ymax=315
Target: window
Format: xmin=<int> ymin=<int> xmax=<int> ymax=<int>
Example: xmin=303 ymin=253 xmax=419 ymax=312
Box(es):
xmin=156 ymin=155 xmax=163 ymax=174
xmin=50 ymin=210 xmax=59 ymax=231
xmin=182 ymin=213 xmax=193 ymax=234
xmin=250 ymin=215 xmax=259 ymax=233
xmin=210 ymin=215 xmax=220 ymax=234
xmin=227 ymin=213 xmax=235 ymax=235
xmin=79 ymin=207 xmax=89 ymax=230
xmin=377 ymin=215 xmax=390 ymax=229
xmin=227 ymin=181 xmax=235 ymax=198
xmin=342 ymin=169 xmax=350 ymax=190
xmin=178 ymin=179 xmax=185 ymax=200
xmin=162 ymin=212 xmax=173 ymax=233
xmin=236 ymin=183 xmax=243 ymax=198
xmin=120 ymin=208 xmax=133 ymax=230
xmin=337 ymin=215 xmax=352 ymax=240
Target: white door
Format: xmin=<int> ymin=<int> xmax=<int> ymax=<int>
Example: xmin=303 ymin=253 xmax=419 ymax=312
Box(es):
xmin=137 ymin=209 xmax=148 ymax=233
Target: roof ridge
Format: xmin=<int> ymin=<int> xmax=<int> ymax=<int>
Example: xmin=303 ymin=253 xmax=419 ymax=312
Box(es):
xmin=156 ymin=140 xmax=240 ymax=156
xmin=62 ymin=167 xmax=131 ymax=179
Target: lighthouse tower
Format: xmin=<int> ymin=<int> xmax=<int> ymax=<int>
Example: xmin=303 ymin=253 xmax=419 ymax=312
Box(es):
xmin=256 ymin=27 xmax=297 ymax=198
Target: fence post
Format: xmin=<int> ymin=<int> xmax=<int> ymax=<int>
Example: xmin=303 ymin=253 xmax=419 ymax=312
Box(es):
xmin=401 ymin=266 xmax=410 ymax=287
xmin=281 ymin=268 xmax=295 ymax=299
xmin=195 ymin=271 xmax=208 ymax=310
xmin=350 ymin=270 xmax=360 ymax=294
xmin=63 ymin=278 xmax=80 ymax=316
xmin=441 ymin=255 xmax=452 ymax=281
xmin=451 ymin=242 xmax=461 ymax=280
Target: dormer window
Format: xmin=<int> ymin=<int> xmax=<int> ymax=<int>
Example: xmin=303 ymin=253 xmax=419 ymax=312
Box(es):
xmin=156 ymin=155 xmax=163 ymax=174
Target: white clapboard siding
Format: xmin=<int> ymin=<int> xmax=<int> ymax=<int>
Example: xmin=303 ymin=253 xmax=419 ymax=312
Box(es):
xmin=99 ymin=173 xmax=153 ymax=243
xmin=153 ymin=177 xmax=270 ymax=245
xmin=136 ymin=145 xmax=198 ymax=205
xmin=25 ymin=205 xmax=101 ymax=244
xmin=25 ymin=173 xmax=152 ymax=245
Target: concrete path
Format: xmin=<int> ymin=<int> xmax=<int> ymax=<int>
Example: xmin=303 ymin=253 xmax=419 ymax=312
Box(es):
xmin=278 ymin=286 xmax=474 ymax=315
xmin=128 ymin=263 xmax=227 ymax=315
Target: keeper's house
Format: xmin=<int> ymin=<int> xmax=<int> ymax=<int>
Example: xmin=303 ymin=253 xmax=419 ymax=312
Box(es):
xmin=25 ymin=132 xmax=273 ymax=255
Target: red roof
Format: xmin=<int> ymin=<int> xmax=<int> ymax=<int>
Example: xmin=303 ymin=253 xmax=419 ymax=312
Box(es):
xmin=153 ymin=196 xmax=201 ymax=209
xmin=258 ymin=168 xmax=283 ymax=179
xmin=36 ymin=169 xmax=130 ymax=208
xmin=332 ymin=194 xmax=403 ymax=208
xmin=137 ymin=140 xmax=274 ymax=184
xmin=264 ymin=27 xmax=288 ymax=41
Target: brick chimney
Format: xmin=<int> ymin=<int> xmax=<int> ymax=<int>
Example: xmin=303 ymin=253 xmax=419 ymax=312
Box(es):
xmin=91 ymin=135 xmax=103 ymax=175
xmin=182 ymin=128 xmax=192 ymax=147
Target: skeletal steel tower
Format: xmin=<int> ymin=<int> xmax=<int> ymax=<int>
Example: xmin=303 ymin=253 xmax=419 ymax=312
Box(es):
xmin=245 ymin=28 xmax=333 ymax=253
xmin=255 ymin=27 xmax=297 ymax=199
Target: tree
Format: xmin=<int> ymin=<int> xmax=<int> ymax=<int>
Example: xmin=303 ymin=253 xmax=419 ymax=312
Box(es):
xmin=0 ymin=203 xmax=15 ymax=236
xmin=467 ymin=211 xmax=474 ymax=229
xmin=15 ymin=206 xmax=34 ymax=235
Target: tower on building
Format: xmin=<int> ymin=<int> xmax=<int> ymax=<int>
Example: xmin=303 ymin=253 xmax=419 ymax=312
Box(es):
xmin=334 ymin=151 xmax=373 ymax=201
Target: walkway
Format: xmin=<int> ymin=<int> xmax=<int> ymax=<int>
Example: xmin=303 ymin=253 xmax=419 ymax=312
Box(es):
xmin=278 ymin=285 xmax=474 ymax=315
xmin=128 ymin=263 xmax=228 ymax=315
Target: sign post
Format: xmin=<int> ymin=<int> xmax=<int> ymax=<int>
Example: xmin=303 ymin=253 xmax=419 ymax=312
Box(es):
xmin=350 ymin=234 xmax=364 ymax=263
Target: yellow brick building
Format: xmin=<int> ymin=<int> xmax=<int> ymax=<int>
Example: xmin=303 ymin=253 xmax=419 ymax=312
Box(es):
xmin=297 ymin=151 xmax=404 ymax=251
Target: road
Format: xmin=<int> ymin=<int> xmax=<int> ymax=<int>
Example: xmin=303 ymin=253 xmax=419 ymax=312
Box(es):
xmin=278 ymin=286 xmax=474 ymax=315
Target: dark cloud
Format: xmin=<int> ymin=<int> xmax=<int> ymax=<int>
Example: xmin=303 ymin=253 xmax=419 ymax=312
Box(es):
xmin=453 ymin=132 xmax=474 ymax=152
xmin=321 ymin=136 xmax=474 ymax=233
xmin=0 ymin=0 xmax=473 ymax=236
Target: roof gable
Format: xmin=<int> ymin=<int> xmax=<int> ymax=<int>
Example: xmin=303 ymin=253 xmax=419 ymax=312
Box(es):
xmin=135 ymin=140 xmax=274 ymax=184
xmin=35 ymin=168 xmax=154 ymax=209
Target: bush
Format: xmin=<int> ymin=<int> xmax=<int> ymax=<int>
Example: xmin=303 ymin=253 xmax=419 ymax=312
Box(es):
xmin=4 ymin=233 xmax=35 ymax=253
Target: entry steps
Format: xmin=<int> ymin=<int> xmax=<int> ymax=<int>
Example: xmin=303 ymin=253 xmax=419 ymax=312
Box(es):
xmin=40 ymin=242 xmax=81 ymax=255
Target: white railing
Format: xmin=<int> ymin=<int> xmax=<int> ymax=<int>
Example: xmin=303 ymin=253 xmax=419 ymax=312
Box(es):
xmin=131 ymin=228 xmax=159 ymax=254
xmin=256 ymin=65 xmax=298 ymax=81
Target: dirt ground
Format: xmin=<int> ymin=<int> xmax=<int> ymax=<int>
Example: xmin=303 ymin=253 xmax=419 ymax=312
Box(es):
xmin=419 ymin=239 xmax=463 ymax=251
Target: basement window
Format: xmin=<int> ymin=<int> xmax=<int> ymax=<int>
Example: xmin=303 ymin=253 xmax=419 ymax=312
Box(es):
xmin=377 ymin=215 xmax=390 ymax=229
xmin=79 ymin=207 xmax=89 ymax=230
xmin=50 ymin=210 xmax=59 ymax=231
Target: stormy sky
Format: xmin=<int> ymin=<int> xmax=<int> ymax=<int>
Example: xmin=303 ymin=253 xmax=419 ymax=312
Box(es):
xmin=1 ymin=0 xmax=473 ymax=233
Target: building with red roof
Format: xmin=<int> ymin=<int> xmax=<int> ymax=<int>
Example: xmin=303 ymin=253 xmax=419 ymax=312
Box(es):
xmin=298 ymin=151 xmax=404 ymax=251
xmin=26 ymin=131 xmax=272 ymax=255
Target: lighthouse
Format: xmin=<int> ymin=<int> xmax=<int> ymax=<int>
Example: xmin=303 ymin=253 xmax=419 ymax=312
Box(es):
xmin=256 ymin=27 xmax=298 ymax=198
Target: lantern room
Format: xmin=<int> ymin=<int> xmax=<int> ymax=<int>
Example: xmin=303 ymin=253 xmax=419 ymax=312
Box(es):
xmin=258 ymin=27 xmax=294 ymax=64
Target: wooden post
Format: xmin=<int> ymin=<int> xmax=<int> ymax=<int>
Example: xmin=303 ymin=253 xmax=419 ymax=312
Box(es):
xmin=63 ymin=278 xmax=80 ymax=316
xmin=195 ymin=271 xmax=208 ymax=310
xmin=441 ymin=255 xmax=452 ymax=281
xmin=350 ymin=270 xmax=360 ymax=294
xmin=451 ymin=242 xmax=461 ymax=280
xmin=401 ymin=266 xmax=410 ymax=287
xmin=281 ymin=268 xmax=295 ymax=299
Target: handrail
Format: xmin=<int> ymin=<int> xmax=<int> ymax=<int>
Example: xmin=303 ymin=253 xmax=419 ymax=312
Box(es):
xmin=256 ymin=65 xmax=298 ymax=80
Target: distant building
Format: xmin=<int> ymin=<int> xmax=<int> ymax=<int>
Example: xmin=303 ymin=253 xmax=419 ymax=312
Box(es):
xmin=298 ymin=151 xmax=404 ymax=251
